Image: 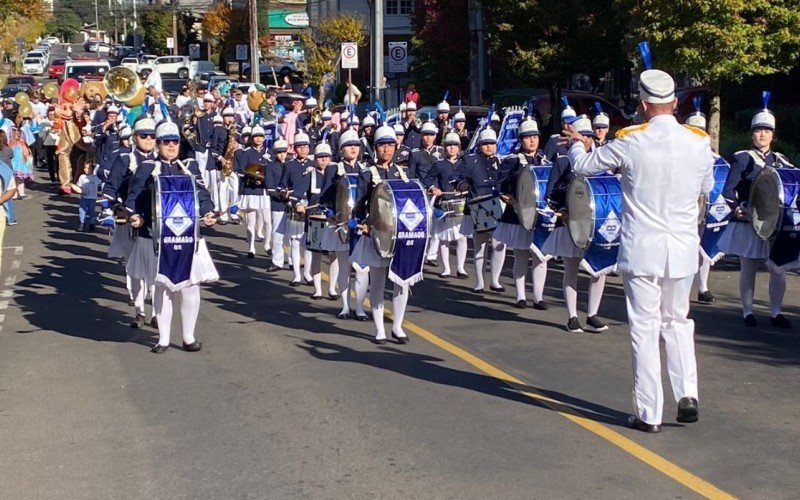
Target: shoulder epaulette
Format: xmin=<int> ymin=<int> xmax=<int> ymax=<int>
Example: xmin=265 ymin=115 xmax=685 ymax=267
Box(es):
xmin=615 ymin=123 xmax=649 ymax=139
xmin=682 ymin=124 xmax=709 ymax=138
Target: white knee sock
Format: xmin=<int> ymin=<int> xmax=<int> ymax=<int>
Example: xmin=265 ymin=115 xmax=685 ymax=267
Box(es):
xmin=439 ymin=242 xmax=451 ymax=275
xmin=354 ymin=269 xmax=368 ymax=317
xmin=126 ymin=274 xmax=134 ymax=301
xmin=490 ymin=239 xmax=506 ymax=288
xmin=328 ymin=253 xmax=340 ymax=296
xmin=513 ymin=249 xmax=530 ymax=301
xmin=563 ymin=257 xmax=580 ymax=318
xmin=370 ymin=269 xmax=387 ymax=339
xmin=290 ymin=238 xmax=302 ymax=282
xmin=154 ymin=287 xmax=172 ymax=346
xmin=768 ymin=269 xmax=787 ymax=317
xmin=335 ymin=250 xmax=351 ymax=315
xmin=427 ymin=235 xmax=439 ymax=261
xmin=246 ymin=210 xmax=257 ymax=253
xmin=131 ymin=278 xmax=146 ymax=316
xmin=739 ymin=257 xmax=758 ymax=317
xmin=180 ymin=285 xmax=201 ymax=345
xmin=474 ymin=239 xmax=486 ymax=290
xmin=697 ymin=259 xmax=711 ymax=293
xmin=456 ymin=237 xmax=468 ymax=274
xmin=311 ymin=252 xmax=322 ymax=296
xmin=587 ymin=274 xmax=606 ymax=317
xmin=303 ymin=248 xmax=313 ymax=282
xmin=392 ymin=283 xmax=409 ymax=338
xmin=531 ymin=256 xmax=547 ymax=303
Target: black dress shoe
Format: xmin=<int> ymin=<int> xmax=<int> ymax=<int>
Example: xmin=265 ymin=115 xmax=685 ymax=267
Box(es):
xmin=697 ymin=290 xmax=715 ymax=303
xmin=355 ymin=314 xmax=369 ymax=322
xmin=310 ymin=294 xmax=323 ymax=300
xmin=305 ymin=279 xmax=314 ymax=286
xmin=183 ymin=341 xmax=202 ymax=352
xmin=532 ymin=300 xmax=549 ymax=311
xmin=743 ymin=314 xmax=758 ymax=327
xmin=266 ymin=265 xmax=282 ymax=272
xmin=130 ymin=315 xmax=145 ymax=329
xmin=337 ymin=312 xmax=350 ymax=320
xmin=128 ymin=299 xmax=135 ymax=306
xmin=328 ymin=294 xmax=340 ymax=301
xmin=372 ymin=337 xmax=388 ymax=345
xmin=424 ymin=259 xmax=438 ymax=267
xmin=676 ymin=397 xmax=699 ymax=423
xmin=290 ymin=281 xmax=301 ymax=287
xmin=627 ymin=416 xmax=661 ymax=433
xmin=770 ymin=314 xmax=792 ymax=329
xmin=391 ymin=331 xmax=409 ymax=344
xmin=265 ymin=250 xmax=273 ymax=258
xmin=490 ymin=285 xmax=505 ymax=293
xmin=247 ymin=252 xmax=255 ymax=259
xmin=514 ymin=299 xmax=527 ymax=309
xmin=438 ymin=273 xmax=451 ymax=279
xmin=585 ymin=315 xmax=609 ymax=333
xmin=472 ymin=288 xmax=484 ymax=295
xmin=151 ymin=344 xmax=169 ymax=354
xmin=566 ymin=317 xmax=584 ymax=333
xmin=456 ymin=271 xmax=469 ymax=279
xmin=149 ymin=317 xmax=158 ymax=329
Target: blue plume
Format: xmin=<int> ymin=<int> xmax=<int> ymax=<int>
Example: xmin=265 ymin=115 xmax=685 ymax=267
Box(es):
xmin=560 ymin=96 xmax=569 ymax=109
xmin=322 ymin=128 xmax=329 ymax=142
xmin=325 ymin=208 xmax=335 ymax=219
xmin=692 ymin=96 xmax=702 ymax=113
xmin=275 ymin=104 xmax=286 ymax=117
xmin=594 ymin=101 xmax=603 ymax=114
xmin=638 ymin=41 xmax=652 ymax=70
xmin=303 ymin=87 xmax=313 ymax=97
xmin=374 ymin=101 xmax=386 ymax=125
xmin=324 ymin=99 xmax=333 ymax=110
xmin=442 ymin=90 xmax=449 ymax=102
xmin=762 ymin=91 xmax=771 ymax=110
xmin=159 ymin=97 xmax=170 ymax=123
xmin=457 ymin=99 xmax=462 ymax=108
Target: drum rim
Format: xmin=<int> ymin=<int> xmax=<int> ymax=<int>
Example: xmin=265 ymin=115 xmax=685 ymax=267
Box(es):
xmin=335 ymin=174 xmax=358 ymax=224
xmin=566 ymin=175 xmax=596 ymax=251
xmin=749 ymin=167 xmax=784 ymax=241
xmin=515 ymin=167 xmax=540 ymax=231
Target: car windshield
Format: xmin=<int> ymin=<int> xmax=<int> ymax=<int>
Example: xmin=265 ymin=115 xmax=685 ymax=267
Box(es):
xmin=67 ymin=65 xmax=107 ymax=78
xmin=24 ymin=59 xmax=39 ymax=64
xmin=7 ymin=77 xmax=34 ymax=85
xmin=51 ymin=59 xmax=65 ymax=66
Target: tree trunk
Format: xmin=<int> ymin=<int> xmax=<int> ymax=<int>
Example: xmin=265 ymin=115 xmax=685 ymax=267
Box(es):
xmin=708 ymin=83 xmax=722 ymax=153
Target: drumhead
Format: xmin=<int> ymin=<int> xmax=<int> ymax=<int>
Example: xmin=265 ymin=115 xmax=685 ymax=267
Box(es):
xmin=368 ymin=182 xmax=398 ymax=258
xmin=335 ymin=175 xmax=355 ymax=224
xmin=516 ymin=167 xmax=539 ymax=231
xmin=566 ymin=176 xmax=594 ymax=251
xmin=749 ymin=168 xmax=782 ymax=240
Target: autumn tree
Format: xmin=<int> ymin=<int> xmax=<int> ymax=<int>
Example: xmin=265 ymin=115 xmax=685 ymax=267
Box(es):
xmin=302 ymin=13 xmax=367 ymax=104
xmin=622 ymin=0 xmax=800 ymax=149
xmin=202 ymin=2 xmax=231 ymax=59
xmin=0 ymin=0 xmax=49 ymax=67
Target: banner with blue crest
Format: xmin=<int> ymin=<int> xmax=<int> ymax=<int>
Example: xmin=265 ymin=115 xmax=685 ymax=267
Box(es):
xmin=497 ymin=109 xmax=525 ymax=157
xmin=263 ymin=121 xmax=278 ymax=150
xmin=768 ymin=168 xmax=800 ymax=271
xmin=388 ymin=180 xmax=430 ymax=287
xmin=581 ymin=174 xmax=621 ymax=276
xmin=700 ymin=156 xmax=732 ymax=264
xmin=155 ymin=175 xmax=199 ymax=291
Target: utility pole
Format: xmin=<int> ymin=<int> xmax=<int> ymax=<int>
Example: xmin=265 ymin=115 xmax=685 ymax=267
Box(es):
xmin=172 ymin=2 xmax=178 ymax=56
xmin=249 ymin=0 xmax=260 ymax=84
xmin=94 ymin=0 xmax=100 ymax=41
xmin=371 ymin=0 xmax=384 ymax=102
xmin=468 ymin=0 xmax=487 ymax=104
xmin=133 ymin=0 xmax=138 ymax=35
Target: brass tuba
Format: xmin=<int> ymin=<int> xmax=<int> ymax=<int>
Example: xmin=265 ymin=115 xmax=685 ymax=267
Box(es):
xmin=103 ymin=66 xmax=143 ymax=103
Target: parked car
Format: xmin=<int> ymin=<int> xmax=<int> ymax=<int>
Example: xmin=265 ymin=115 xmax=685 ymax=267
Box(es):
xmin=26 ymin=50 xmax=48 ymax=63
xmin=5 ymin=75 xmax=38 ymax=91
xmin=136 ymin=55 xmax=159 ymax=77
xmin=207 ymin=75 xmax=239 ymax=90
xmin=151 ymin=56 xmax=193 ymax=79
xmin=89 ymin=42 xmax=112 ymax=55
xmin=64 ymin=59 xmax=110 ymax=82
xmin=193 ymin=70 xmax=228 ymax=88
xmin=242 ymin=58 xmax=297 ymax=80
xmin=22 ymin=58 xmax=45 ymax=75
xmin=161 ymin=78 xmax=188 ymax=98
xmin=49 ymin=58 xmax=67 ymax=80
xmin=120 ymin=57 xmax=139 ymax=72
xmin=83 ymin=39 xmax=101 ymax=51
xmin=43 ymin=36 xmax=61 ymax=45
xmin=1 ymin=84 xmax=32 ymax=99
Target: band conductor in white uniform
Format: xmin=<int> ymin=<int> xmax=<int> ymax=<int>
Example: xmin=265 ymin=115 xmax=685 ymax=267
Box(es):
xmin=567 ymin=69 xmax=715 ymax=433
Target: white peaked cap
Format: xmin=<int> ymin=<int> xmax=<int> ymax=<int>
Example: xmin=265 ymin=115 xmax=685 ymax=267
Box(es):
xmin=155 ymin=121 xmax=180 ymax=141
xmin=362 ymin=115 xmax=376 ymax=127
xmin=251 ymin=125 xmax=265 ymax=136
xmin=437 ymin=100 xmax=450 ymax=113
xmin=118 ymin=126 xmax=132 ymax=139
xmin=374 ymin=125 xmax=397 ymax=145
xmin=592 ymin=113 xmax=610 ymax=128
xmin=561 ymin=106 xmax=577 ymax=120
xmin=490 ymin=113 xmax=501 ymax=122
xmin=399 ymin=102 xmax=407 ymax=112
xmin=222 ymin=107 xmax=235 ymax=116
xmin=212 ymin=114 xmax=223 ymax=124
xmin=406 ymin=101 xmax=417 ymax=111
xmin=314 ymin=143 xmax=332 ymax=157
xmin=305 ymin=97 xmax=318 ymax=108
xmin=338 ymin=129 xmax=360 ymax=148
xmin=572 ymin=115 xmax=596 ymax=137
xmin=453 ymin=110 xmax=466 ymax=122
xmin=242 ymin=125 xmax=252 ymax=135
xmin=477 ymin=128 xmax=497 ymax=144
xmin=393 ymin=123 xmax=405 ymax=135
xmin=421 ymin=122 xmax=438 ymax=135
xmin=639 ymin=69 xmax=676 ymax=104
xmin=443 ymin=132 xmax=461 ymax=146
xmin=134 ymin=117 xmax=156 ymax=134
xmin=751 ymin=110 xmax=775 ymax=130
xmin=294 ymin=131 xmax=311 ymax=146
xmin=518 ymin=118 xmax=539 ymax=137
xmin=273 ymin=138 xmax=288 ymax=152
xmin=322 ymin=110 xmax=332 ymax=120
xmin=685 ymin=113 xmax=707 ymax=130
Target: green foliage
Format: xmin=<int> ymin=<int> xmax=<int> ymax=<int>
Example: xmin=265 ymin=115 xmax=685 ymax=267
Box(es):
xmin=303 ymin=13 xmax=367 ymax=88
xmin=47 ymin=7 xmax=82 ymax=41
xmin=139 ymin=5 xmax=197 ymax=56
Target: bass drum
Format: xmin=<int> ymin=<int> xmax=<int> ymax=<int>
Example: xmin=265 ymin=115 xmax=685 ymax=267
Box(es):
xmin=152 ymin=174 xmax=200 ymax=255
xmin=567 ymin=174 xmax=622 ymax=251
xmin=749 ymin=167 xmax=800 ymax=241
xmin=367 ymin=179 xmax=430 ymax=259
xmin=515 ymin=166 xmax=539 ymax=231
xmin=335 ymin=173 xmax=359 ymax=243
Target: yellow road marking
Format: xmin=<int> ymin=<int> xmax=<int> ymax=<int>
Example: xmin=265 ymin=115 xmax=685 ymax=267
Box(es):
xmin=319 ymin=272 xmax=736 ymax=499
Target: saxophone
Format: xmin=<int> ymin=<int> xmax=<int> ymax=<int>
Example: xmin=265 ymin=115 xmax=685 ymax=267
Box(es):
xmin=220 ymin=122 xmax=239 ymax=177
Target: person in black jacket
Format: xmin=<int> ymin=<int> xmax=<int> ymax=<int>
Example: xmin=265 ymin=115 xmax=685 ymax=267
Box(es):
xmin=265 ymin=138 xmax=290 ymax=272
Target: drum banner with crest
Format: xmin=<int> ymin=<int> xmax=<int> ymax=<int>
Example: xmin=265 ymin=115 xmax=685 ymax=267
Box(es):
xmin=767 ymin=168 xmax=800 ymax=272
xmin=496 ymin=109 xmax=525 ymax=157
xmin=532 ymin=164 xmax=556 ymax=261
xmin=700 ymin=156 xmax=732 ymax=264
xmin=155 ymin=175 xmax=199 ymax=291
xmin=388 ymin=187 xmax=430 ymax=287
xmin=580 ymin=174 xmax=621 ymax=277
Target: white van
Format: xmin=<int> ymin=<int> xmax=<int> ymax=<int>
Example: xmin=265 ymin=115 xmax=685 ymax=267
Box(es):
xmin=64 ymin=59 xmax=111 ymax=82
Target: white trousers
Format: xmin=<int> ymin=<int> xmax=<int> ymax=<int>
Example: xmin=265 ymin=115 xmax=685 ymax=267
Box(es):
xmin=271 ymin=211 xmax=285 ymax=267
xmin=195 ymin=150 xmax=209 ymax=188
xmin=207 ymin=169 xmax=220 ymax=212
xmin=154 ymin=284 xmax=202 ymax=347
xmin=218 ymin=174 xmax=239 ymax=219
xmin=622 ymin=273 xmax=698 ymax=425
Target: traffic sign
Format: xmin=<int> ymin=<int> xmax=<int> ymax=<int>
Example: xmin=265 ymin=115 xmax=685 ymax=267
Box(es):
xmin=166 ymin=37 xmax=174 ymax=49
xmin=341 ymin=42 xmax=358 ymax=69
xmin=236 ymin=44 xmax=248 ymax=61
xmin=188 ymin=44 xmax=201 ymax=60
xmin=388 ymin=42 xmax=408 ymax=73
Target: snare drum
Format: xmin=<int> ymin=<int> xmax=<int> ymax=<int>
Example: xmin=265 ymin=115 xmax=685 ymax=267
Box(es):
xmin=566 ymin=174 xmax=622 ymax=274
xmin=335 ymin=174 xmax=359 ymax=243
xmin=468 ymin=194 xmax=502 ymax=233
xmin=305 ymin=214 xmax=329 ymax=252
xmin=440 ymin=198 xmax=466 ymax=218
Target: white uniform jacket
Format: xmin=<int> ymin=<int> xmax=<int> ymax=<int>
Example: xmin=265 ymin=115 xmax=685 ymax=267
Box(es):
xmin=568 ymin=114 xmax=715 ymax=278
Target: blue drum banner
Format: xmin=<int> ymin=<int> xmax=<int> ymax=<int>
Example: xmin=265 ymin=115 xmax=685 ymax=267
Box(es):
xmin=263 ymin=121 xmax=278 ymax=150
xmin=700 ymin=157 xmax=732 ymax=263
xmin=768 ymin=168 xmax=800 ymax=270
xmin=581 ymin=174 xmax=621 ymax=276
xmin=155 ymin=175 xmax=198 ymax=291
xmin=532 ymin=164 xmax=555 ymax=258
xmin=388 ymin=182 xmax=429 ymax=287
xmin=496 ymin=110 xmax=525 ymax=157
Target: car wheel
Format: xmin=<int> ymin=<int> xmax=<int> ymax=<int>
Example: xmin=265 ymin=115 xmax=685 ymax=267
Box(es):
xmin=177 ymin=68 xmax=189 ymax=79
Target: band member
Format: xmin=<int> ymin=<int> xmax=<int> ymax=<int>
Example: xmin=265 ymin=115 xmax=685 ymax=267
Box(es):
xmin=103 ymin=117 xmax=158 ymax=328
xmin=542 ymin=116 xmax=609 ymax=332
xmin=328 ymin=129 xmax=369 ymax=320
xmin=544 ymin=103 xmax=578 ymax=160
xmin=217 ymin=107 xmax=241 ymax=224
xmin=425 ymin=132 xmax=469 ymax=279
xmin=266 ymin=138 xmax=290 ymax=272
xmin=126 ymin=121 xmax=218 ymax=353
xmin=452 ymin=128 xmax=506 ymax=294
xmin=402 ymin=101 xmax=421 ymax=149
xmin=409 ymin=121 xmax=445 ymax=264
xmin=351 ymin=125 xmax=413 ymax=344
xmin=496 ymin=118 xmax=549 ymax=308
xmin=360 ymin=114 xmax=376 ymax=160
xmin=717 ymin=96 xmax=794 ymax=328
xmin=434 ymin=100 xmax=451 ymax=145
xmin=208 ymin=113 xmax=226 ymax=214
xmin=300 ymin=143 xmax=336 ymax=299
xmin=592 ymin=106 xmax=610 ymax=146
xmin=278 ymin=132 xmax=315 ymax=286
xmin=568 ymin=69 xmax=714 ymax=432
xmin=392 ymin=124 xmax=412 ymax=166
xmin=235 ymin=124 xmax=271 ymax=258
xmin=453 ymin=110 xmax=470 ymax=151
xmin=194 ymin=93 xmax=217 ymax=187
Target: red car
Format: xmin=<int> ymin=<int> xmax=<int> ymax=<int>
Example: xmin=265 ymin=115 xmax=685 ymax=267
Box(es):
xmin=49 ymin=58 xmax=67 ymax=80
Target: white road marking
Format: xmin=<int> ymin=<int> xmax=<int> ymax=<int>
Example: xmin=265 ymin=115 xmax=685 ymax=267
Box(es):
xmin=0 ymin=290 xmax=11 ymax=298
xmin=0 ymin=300 xmax=8 ymax=310
xmin=11 ymin=260 xmax=20 ymax=269
xmin=3 ymin=277 xmax=13 ymax=286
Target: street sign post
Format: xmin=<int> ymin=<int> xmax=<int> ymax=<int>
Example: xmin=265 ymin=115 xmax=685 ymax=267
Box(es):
xmin=236 ymin=44 xmax=249 ymax=61
xmin=388 ymin=42 xmax=408 ymax=74
xmin=166 ymin=37 xmax=174 ymax=50
xmin=341 ymin=42 xmax=359 ymax=105
xmin=188 ymin=44 xmax=200 ymax=60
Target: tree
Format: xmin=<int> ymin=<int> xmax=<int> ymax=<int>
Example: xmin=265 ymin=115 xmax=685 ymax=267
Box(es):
xmin=622 ymin=0 xmax=800 ymax=149
xmin=46 ymin=7 xmax=83 ymax=42
xmin=202 ymin=2 xmax=231 ymax=59
xmin=140 ymin=5 xmax=174 ymax=55
xmin=301 ymin=13 xmax=367 ymax=104
xmin=0 ymin=0 xmax=49 ymax=63
xmin=410 ymin=0 xmax=470 ymax=104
